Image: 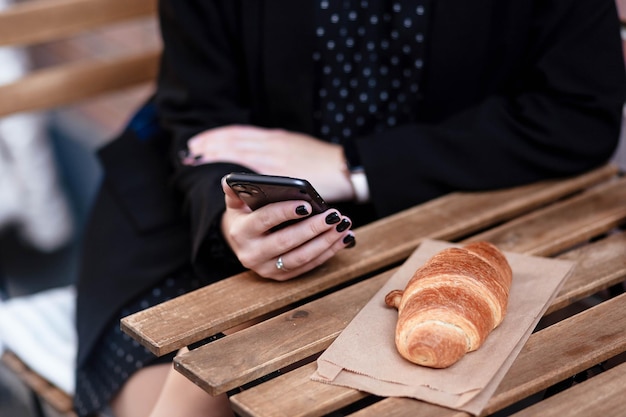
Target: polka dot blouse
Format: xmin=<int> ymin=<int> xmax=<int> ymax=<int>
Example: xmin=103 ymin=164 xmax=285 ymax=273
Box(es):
xmin=313 ymin=0 xmax=428 ymax=151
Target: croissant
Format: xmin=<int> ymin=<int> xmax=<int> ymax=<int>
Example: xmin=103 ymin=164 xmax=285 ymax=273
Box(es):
xmin=385 ymin=241 xmax=512 ymax=368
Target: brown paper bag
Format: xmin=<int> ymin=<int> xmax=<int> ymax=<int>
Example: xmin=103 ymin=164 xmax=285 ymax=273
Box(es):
xmin=312 ymin=239 xmax=575 ymax=415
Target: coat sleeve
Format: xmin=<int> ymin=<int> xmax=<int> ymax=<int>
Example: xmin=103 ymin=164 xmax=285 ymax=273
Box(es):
xmin=356 ymin=0 xmax=626 ymax=216
xmin=155 ymin=0 xmax=251 ymax=274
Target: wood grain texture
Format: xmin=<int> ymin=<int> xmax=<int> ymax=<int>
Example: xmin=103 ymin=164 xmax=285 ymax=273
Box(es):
xmin=173 ymin=271 xmax=393 ymax=396
xmin=121 ymin=165 xmax=618 ymax=356
xmin=233 ymin=292 xmax=626 ymax=417
xmin=508 ymin=362 xmax=626 ymax=417
xmin=547 ymin=231 xmax=626 ymax=315
xmin=0 ymin=0 xmax=156 ymax=47
xmin=465 ymin=176 xmax=626 ymax=256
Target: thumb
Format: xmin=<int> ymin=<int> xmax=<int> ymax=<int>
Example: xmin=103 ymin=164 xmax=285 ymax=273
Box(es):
xmin=221 ymin=176 xmax=249 ymax=211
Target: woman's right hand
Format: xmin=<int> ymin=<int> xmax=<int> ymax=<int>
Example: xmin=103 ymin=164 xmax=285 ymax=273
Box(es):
xmin=220 ymin=178 xmax=356 ymax=281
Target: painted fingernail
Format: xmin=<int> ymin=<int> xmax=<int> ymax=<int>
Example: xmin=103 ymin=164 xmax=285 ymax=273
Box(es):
xmin=336 ymin=219 xmax=351 ymax=232
xmin=295 ymin=205 xmax=309 ymax=216
xmin=343 ymin=234 xmax=356 ymax=248
xmin=325 ymin=212 xmax=341 ymax=224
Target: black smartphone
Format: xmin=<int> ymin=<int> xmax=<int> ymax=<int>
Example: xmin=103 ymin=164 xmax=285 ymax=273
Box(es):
xmin=224 ymin=172 xmax=329 ymax=214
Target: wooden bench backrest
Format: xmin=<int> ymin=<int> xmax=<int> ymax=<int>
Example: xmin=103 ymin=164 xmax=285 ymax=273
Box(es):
xmin=0 ymin=0 xmax=159 ymax=118
xmin=0 ymin=1 xmax=158 ymax=415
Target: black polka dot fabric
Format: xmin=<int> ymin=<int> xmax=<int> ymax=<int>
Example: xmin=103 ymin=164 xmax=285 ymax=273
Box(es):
xmin=313 ymin=0 xmax=428 ymax=150
xmin=73 ymin=271 xmax=204 ymax=416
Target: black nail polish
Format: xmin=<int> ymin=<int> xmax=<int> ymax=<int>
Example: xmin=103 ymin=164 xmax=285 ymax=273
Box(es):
xmin=343 ymin=234 xmax=356 ymax=248
xmin=325 ymin=212 xmax=341 ymax=224
xmin=295 ymin=205 xmax=309 ymax=216
xmin=336 ymin=219 xmax=351 ymax=232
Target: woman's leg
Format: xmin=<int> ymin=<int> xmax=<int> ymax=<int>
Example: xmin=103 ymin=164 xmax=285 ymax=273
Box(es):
xmin=148 ymin=364 xmax=234 ymax=417
xmin=110 ymin=363 xmax=171 ymax=417
xmin=110 ymin=351 xmax=234 ymax=417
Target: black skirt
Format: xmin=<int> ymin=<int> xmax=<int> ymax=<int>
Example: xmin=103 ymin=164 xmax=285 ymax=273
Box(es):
xmin=73 ymin=270 xmax=205 ymax=417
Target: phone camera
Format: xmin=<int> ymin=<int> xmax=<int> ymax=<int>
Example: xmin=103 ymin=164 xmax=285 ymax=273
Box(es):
xmin=232 ymin=183 xmax=263 ymax=199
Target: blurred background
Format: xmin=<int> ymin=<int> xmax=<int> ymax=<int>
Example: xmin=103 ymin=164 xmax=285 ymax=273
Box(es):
xmin=0 ymin=3 xmax=159 ymax=415
xmin=0 ymin=1 xmax=625 ymax=417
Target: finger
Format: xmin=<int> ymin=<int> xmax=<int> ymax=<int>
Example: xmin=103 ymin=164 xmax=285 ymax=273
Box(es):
xmin=230 ymin=201 xmax=315 ymax=269
xmin=275 ymin=224 xmax=354 ymax=271
xmin=260 ymin=225 xmax=356 ymax=281
xmin=262 ymin=233 xmax=354 ymax=281
xmin=246 ymin=201 xmax=314 ymax=235
xmin=265 ymin=210 xmax=350 ymax=254
xmin=221 ymin=176 xmax=249 ymax=211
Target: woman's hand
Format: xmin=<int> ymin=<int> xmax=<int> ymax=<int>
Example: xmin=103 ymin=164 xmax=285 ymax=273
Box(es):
xmin=220 ymin=178 xmax=356 ymax=281
xmin=184 ymin=125 xmax=355 ymax=202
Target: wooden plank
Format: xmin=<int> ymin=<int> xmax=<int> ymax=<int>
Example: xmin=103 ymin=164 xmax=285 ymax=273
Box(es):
xmin=231 ymin=362 xmax=368 ymax=417
xmin=0 ymin=0 xmax=156 ymax=47
xmin=481 ymin=294 xmax=626 ymax=415
xmin=465 ymin=176 xmax=626 ymax=257
xmin=233 ymin=293 xmax=626 ymax=417
xmin=0 ymin=50 xmax=160 ymax=117
xmin=174 ymin=271 xmax=393 ymax=396
xmin=228 ymin=232 xmax=626 ymax=417
xmin=121 ymin=165 xmax=618 ymax=356
xmin=1 ymin=351 xmax=76 ymax=416
xmin=547 ymin=230 xmax=626 ymax=315
xmin=509 ymin=362 xmax=626 ymax=417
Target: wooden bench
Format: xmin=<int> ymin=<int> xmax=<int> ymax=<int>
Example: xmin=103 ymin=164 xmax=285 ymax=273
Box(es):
xmin=0 ymin=0 xmax=158 ymax=415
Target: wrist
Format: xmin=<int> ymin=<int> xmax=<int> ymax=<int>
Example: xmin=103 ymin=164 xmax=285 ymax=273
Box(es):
xmin=341 ymin=140 xmax=369 ymax=203
xmin=348 ymin=166 xmax=370 ymax=203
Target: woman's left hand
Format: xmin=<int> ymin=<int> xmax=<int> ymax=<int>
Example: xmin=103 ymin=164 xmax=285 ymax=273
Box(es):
xmin=184 ymin=125 xmax=354 ymax=202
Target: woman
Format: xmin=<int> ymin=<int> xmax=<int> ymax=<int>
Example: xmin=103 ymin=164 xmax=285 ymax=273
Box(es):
xmin=73 ymin=0 xmax=626 ymax=416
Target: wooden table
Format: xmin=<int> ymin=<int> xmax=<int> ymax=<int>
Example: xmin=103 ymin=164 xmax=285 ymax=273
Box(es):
xmin=122 ymin=164 xmax=626 ymax=417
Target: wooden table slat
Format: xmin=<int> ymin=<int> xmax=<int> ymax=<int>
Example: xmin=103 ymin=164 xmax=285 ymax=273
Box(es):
xmin=231 ymin=292 xmax=626 ymax=417
xmin=465 ymin=175 xmax=626 ymax=257
xmin=547 ymin=231 xmax=626 ymax=315
xmin=173 ymin=271 xmax=394 ymax=396
xmin=122 ymin=165 xmax=618 ymax=356
xmin=508 ymin=361 xmax=626 ymax=417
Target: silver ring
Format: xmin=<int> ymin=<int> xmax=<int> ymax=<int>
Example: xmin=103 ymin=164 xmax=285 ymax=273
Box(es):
xmin=275 ymin=256 xmax=287 ymax=271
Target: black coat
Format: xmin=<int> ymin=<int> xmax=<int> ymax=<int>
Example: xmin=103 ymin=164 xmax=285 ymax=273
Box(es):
xmin=76 ymin=0 xmax=626 ymax=367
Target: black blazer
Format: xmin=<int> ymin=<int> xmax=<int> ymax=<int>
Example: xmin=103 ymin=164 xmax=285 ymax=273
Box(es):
xmin=76 ymin=0 xmax=626 ymax=367
xmin=157 ymin=0 xmax=626 ymax=212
